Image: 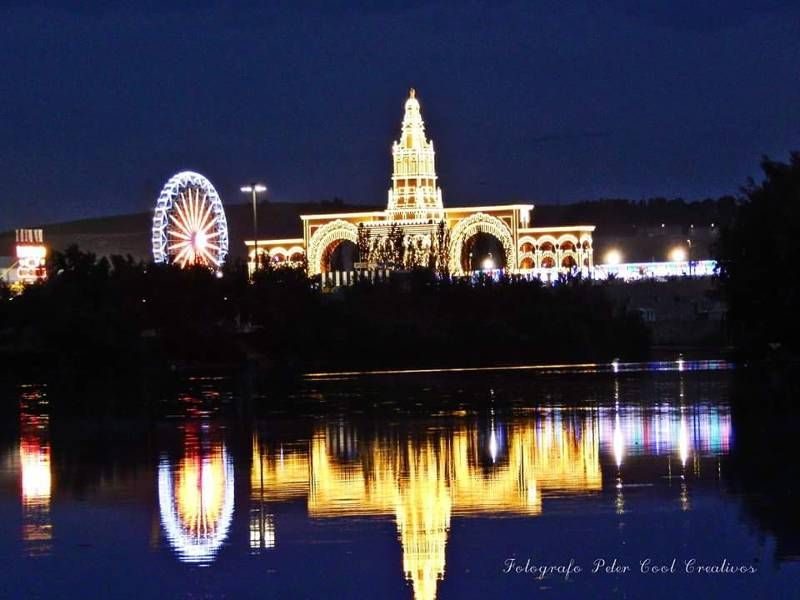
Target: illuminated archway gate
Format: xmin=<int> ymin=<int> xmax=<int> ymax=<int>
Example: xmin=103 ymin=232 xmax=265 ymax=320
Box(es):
xmin=306 ymin=219 xmax=360 ymax=276
xmin=448 ymin=213 xmax=515 ymax=275
xmin=245 ymin=90 xmax=596 ymax=281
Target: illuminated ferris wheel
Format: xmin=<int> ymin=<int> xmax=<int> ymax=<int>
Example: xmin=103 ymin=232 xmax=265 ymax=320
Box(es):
xmin=152 ymin=171 xmax=229 ymax=268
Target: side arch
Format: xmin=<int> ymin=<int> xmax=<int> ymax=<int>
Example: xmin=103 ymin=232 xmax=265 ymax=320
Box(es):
xmin=448 ymin=213 xmax=515 ymax=275
xmin=556 ymin=234 xmax=579 ymax=248
xmin=306 ymin=220 xmax=359 ymax=275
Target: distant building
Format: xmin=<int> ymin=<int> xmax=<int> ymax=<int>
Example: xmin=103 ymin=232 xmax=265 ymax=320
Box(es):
xmin=15 ymin=229 xmax=48 ymax=285
xmin=594 ymin=260 xmax=718 ymax=281
xmin=247 ymin=90 xmax=595 ymax=279
xmin=0 ymin=256 xmax=17 ymax=284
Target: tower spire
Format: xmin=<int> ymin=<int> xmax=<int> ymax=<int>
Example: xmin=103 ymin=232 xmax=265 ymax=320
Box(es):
xmin=387 ymin=89 xmax=444 ymax=221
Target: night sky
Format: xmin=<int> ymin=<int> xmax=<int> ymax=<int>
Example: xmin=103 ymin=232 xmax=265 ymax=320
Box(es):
xmin=1 ymin=1 xmax=799 ymax=230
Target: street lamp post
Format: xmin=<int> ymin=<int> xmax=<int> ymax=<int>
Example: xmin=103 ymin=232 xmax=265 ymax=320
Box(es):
xmin=241 ymin=183 xmax=267 ymax=273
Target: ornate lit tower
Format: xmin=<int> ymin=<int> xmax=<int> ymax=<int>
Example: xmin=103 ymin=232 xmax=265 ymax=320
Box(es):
xmin=387 ymin=89 xmax=444 ymax=222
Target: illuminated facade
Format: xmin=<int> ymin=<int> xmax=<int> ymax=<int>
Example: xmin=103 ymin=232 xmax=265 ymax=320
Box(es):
xmin=247 ymin=90 xmax=594 ymax=278
xmin=15 ymin=229 xmax=47 ymax=286
xmin=595 ymin=259 xmax=718 ymax=281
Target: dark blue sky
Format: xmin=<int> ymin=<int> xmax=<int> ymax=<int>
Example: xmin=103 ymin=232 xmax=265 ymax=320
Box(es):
xmin=1 ymin=1 xmax=799 ymax=230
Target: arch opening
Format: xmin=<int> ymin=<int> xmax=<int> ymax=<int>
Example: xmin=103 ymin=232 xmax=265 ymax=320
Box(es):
xmin=324 ymin=239 xmax=357 ymax=273
xmin=463 ymin=232 xmax=507 ymax=271
xmin=448 ymin=213 xmax=515 ymax=275
xmin=540 ymin=256 xmax=556 ymax=269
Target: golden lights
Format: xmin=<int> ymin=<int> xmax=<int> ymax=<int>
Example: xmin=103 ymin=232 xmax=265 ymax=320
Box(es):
xmin=15 ymin=229 xmax=48 ymax=284
xmin=248 ymin=404 xmax=730 ymax=599
xmin=167 ymin=187 xmax=222 ymax=268
xmin=252 ymin=415 xmax=602 ymax=600
xmin=670 ymin=246 xmax=688 ymax=262
xmin=259 ymin=89 xmax=594 ymax=277
xmin=388 ymin=89 xmax=444 ymax=221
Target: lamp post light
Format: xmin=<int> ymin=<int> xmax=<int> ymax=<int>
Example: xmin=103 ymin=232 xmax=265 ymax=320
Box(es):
xmin=670 ymin=246 xmax=687 ymax=264
xmin=241 ymin=183 xmax=267 ymax=273
xmin=604 ymin=249 xmax=622 ymax=266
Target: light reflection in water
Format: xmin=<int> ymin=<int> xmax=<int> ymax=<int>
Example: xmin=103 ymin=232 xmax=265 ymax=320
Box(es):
xmin=597 ymin=405 xmax=731 ymax=459
xmin=19 ymin=387 xmax=52 ymax=556
xmin=158 ymin=425 xmax=234 ymax=565
xmin=251 ymin=404 xmax=731 ymax=600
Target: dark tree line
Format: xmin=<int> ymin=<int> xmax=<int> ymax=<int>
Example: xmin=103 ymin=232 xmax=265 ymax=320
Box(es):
xmin=715 ymin=152 xmax=800 ymax=357
xmin=0 ymin=248 xmax=650 ymax=385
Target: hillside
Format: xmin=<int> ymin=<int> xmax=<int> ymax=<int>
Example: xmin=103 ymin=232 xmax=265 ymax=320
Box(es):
xmin=0 ymin=200 xmax=379 ymax=262
xmin=0 ymin=197 xmax=732 ymax=263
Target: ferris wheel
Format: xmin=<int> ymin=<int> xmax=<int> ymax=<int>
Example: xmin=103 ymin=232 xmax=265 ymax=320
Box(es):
xmin=152 ymin=171 xmax=229 ymax=268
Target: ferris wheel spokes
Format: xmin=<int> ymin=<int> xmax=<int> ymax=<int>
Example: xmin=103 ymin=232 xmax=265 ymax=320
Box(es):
xmin=152 ymin=171 xmax=229 ymax=269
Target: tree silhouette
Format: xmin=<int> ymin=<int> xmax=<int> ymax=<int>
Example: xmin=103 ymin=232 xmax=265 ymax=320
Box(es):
xmin=716 ymin=152 xmax=800 ymax=356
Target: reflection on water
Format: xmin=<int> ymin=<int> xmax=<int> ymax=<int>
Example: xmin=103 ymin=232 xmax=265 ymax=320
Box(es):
xmin=602 ymin=405 xmax=731 ymax=463
xmin=157 ymin=424 xmax=235 ymax=564
xmin=6 ymin=364 xmax=797 ymax=600
xmin=18 ymin=386 xmax=52 ymax=556
xmin=250 ymin=404 xmax=730 ymax=600
xmin=306 ymin=358 xmax=733 ymax=380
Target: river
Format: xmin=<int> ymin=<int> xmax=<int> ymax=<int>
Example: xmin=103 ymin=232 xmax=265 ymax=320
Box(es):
xmin=1 ymin=361 xmax=797 ymax=599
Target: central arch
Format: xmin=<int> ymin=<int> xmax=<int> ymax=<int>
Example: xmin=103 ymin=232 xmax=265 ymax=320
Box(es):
xmin=306 ymin=219 xmax=359 ymax=275
xmin=448 ymin=213 xmax=515 ymax=275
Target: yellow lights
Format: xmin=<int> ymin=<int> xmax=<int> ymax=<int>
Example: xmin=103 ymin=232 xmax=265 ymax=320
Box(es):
xmin=249 ymin=510 xmax=275 ymax=552
xmin=193 ymin=229 xmax=208 ymax=253
xmin=15 ymin=230 xmax=48 ymax=284
xmin=243 ymin=404 xmax=731 ymax=599
xmin=167 ymin=187 xmax=222 ymax=268
xmin=249 ymin=420 xmax=600 ymax=600
xmin=481 ymin=255 xmax=496 ymax=270
xmin=670 ymin=247 xmax=687 ymax=262
xmin=604 ymin=249 xmax=622 ymax=265
xmin=388 ymin=88 xmax=444 ymax=221
xmin=16 ymin=245 xmax=47 ymax=259
xmin=248 ymin=89 xmax=596 ymax=277
xmin=175 ymin=455 xmax=226 ymax=532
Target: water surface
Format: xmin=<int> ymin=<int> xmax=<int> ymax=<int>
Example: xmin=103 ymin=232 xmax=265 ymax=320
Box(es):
xmin=1 ymin=362 xmax=797 ymax=599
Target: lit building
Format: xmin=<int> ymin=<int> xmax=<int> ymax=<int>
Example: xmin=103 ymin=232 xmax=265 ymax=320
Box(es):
xmin=14 ymin=229 xmax=48 ymax=286
xmin=247 ymin=90 xmax=595 ymax=280
xmin=594 ymin=259 xmax=718 ymax=281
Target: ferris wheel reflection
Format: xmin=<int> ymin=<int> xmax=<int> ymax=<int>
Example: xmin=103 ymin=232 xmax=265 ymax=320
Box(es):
xmin=158 ymin=425 xmax=234 ymax=564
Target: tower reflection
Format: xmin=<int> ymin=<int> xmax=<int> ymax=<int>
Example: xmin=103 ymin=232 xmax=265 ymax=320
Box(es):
xmin=252 ymin=414 xmax=601 ymax=600
xmin=158 ymin=424 xmax=234 ymax=564
xmin=251 ymin=404 xmax=731 ymax=599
